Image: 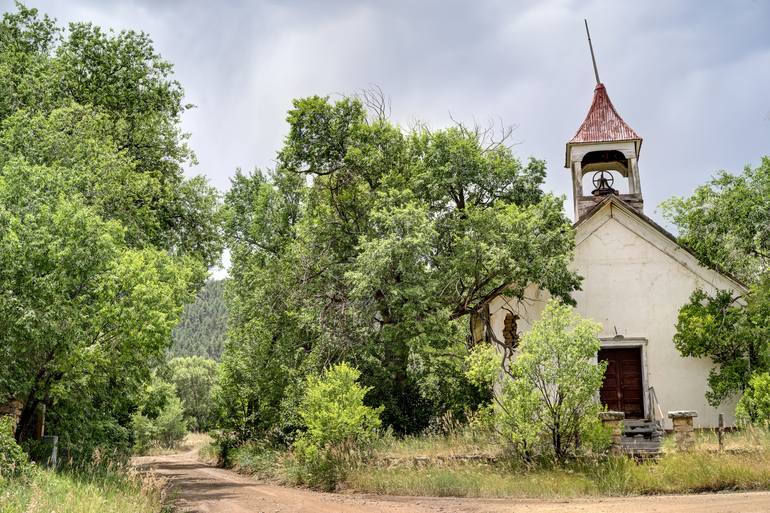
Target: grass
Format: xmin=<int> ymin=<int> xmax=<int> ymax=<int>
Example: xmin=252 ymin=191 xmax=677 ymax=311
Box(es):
xmin=0 ymin=465 xmax=168 ymax=513
xmin=206 ymin=426 xmax=770 ymax=498
xmin=371 ymin=429 xmax=502 ymax=460
xmin=345 ymin=429 xmax=770 ymax=498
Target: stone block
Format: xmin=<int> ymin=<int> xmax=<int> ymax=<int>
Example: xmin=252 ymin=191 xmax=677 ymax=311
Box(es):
xmin=668 ymin=410 xmax=698 ymax=419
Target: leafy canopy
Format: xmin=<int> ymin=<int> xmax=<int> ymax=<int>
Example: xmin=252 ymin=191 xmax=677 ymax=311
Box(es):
xmin=221 ymin=94 xmax=580 ymax=437
xmin=164 ymin=356 xmax=219 ymax=432
xmin=0 ymin=3 xmax=221 ymax=454
xmin=736 ymin=372 xmax=770 ymax=426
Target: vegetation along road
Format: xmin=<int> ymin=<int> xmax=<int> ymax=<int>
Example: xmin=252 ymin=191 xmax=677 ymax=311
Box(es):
xmin=134 ymin=448 xmax=770 ymax=513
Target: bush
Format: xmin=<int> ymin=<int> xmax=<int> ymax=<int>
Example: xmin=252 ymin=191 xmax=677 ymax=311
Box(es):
xmin=469 ymin=300 xmax=606 ymax=461
xmin=291 ymin=362 xmax=383 ymax=490
xmin=736 ymin=372 xmax=770 ymax=426
xmin=0 ymin=416 xmax=31 ymax=479
xmin=131 ymin=387 xmax=188 ymax=454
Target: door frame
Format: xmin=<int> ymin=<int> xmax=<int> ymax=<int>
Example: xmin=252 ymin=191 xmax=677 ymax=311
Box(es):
xmin=598 ymin=337 xmax=649 ymax=419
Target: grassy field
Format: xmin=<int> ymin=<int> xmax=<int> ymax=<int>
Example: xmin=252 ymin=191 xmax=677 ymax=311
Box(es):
xmin=0 ymin=465 xmax=168 ymax=513
xmin=346 ymin=427 xmax=770 ymax=497
xmin=346 ymin=450 xmax=770 ymax=497
xmin=216 ymin=426 xmax=770 ymax=498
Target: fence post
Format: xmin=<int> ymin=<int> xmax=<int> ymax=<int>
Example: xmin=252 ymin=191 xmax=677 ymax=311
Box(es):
xmin=718 ymin=413 xmax=724 ymax=452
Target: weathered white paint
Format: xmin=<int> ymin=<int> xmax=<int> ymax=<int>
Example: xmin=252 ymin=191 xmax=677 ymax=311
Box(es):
xmin=486 ymin=197 xmax=746 ymax=429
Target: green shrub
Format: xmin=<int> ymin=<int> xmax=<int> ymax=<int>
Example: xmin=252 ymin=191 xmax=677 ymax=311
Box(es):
xmin=291 ymin=362 xmax=383 ymax=490
xmin=468 ymin=300 xmax=606 ymax=461
xmin=0 ymin=416 xmax=31 ymax=479
xmin=130 ymin=395 xmax=187 ymax=454
xmin=736 ymin=372 xmax=770 ymax=426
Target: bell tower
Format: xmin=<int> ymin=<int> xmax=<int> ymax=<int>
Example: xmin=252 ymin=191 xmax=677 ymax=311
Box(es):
xmin=567 ymin=22 xmax=643 ymax=220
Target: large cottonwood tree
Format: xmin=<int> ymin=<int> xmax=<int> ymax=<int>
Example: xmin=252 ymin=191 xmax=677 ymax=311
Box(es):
xmin=221 ymin=95 xmax=580 ymax=437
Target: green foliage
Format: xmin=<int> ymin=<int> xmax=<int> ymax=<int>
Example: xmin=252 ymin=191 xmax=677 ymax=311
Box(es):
xmin=464 ymin=344 xmax=500 ymax=390
xmin=493 ymin=300 xmax=605 ymax=460
xmin=165 ymin=356 xmax=219 ymax=431
xmin=170 ymin=280 xmax=228 ymax=360
xmin=674 ymin=281 xmax=770 ymax=406
xmin=662 ymin=157 xmax=770 ymax=284
xmin=221 ymin=94 xmax=579 ymax=438
xmin=736 ymin=372 xmax=770 ymax=426
xmin=130 ymin=376 xmax=187 ymax=454
xmin=291 ymin=363 xmax=382 ymax=490
xmin=0 ymin=2 xmax=221 ymax=458
xmin=664 ymin=158 xmax=770 ymax=408
xmin=0 ymin=416 xmax=30 ymax=480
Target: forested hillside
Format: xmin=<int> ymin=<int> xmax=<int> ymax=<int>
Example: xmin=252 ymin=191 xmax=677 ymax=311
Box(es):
xmin=171 ymin=280 xmax=228 ymax=360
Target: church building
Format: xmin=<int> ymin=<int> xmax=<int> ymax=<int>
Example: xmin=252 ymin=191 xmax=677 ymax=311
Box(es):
xmin=479 ymin=81 xmax=746 ymax=430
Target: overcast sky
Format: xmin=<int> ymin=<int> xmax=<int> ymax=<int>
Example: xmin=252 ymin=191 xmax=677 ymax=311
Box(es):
xmin=5 ymin=1 xmax=769 ymax=236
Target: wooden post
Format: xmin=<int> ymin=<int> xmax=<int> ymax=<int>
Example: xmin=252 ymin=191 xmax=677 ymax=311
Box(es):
xmin=34 ymin=404 xmax=46 ymax=440
xmin=718 ymin=413 xmax=724 ymax=452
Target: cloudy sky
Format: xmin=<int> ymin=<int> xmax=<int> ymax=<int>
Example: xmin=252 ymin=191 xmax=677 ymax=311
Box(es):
xmin=5 ymin=1 xmax=769 ymax=226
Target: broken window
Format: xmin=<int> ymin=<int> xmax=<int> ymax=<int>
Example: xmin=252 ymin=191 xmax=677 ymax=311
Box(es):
xmin=502 ymin=312 xmax=519 ymax=348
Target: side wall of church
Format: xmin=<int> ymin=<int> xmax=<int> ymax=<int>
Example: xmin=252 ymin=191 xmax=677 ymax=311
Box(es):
xmin=486 ymin=201 xmax=744 ymax=429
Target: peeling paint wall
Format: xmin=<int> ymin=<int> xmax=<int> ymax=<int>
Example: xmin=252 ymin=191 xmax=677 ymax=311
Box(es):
xmin=487 ymin=200 xmax=744 ymax=429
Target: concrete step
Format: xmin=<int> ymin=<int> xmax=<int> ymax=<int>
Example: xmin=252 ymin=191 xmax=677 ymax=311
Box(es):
xmin=622 ymin=419 xmax=664 ymax=440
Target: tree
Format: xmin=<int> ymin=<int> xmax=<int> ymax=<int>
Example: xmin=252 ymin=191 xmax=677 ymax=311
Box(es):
xmin=469 ymin=300 xmax=605 ymax=460
xmin=221 ymin=94 xmax=580 ymax=437
xmin=0 ymin=3 xmax=222 ymax=268
xmin=663 ymin=158 xmax=770 ymax=405
xmin=662 ymin=157 xmax=770 ymax=284
xmin=673 ymin=277 xmax=770 ymax=405
xmin=736 ymin=372 xmax=770 ymax=426
xmin=0 ymin=161 xmax=195 ymax=446
xmin=130 ymin=375 xmax=188 ymax=453
xmin=0 ymin=4 xmax=221 ymax=453
xmin=165 ymin=356 xmax=219 ymax=431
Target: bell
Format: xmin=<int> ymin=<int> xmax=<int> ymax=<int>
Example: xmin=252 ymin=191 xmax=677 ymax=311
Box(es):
xmin=591 ymin=171 xmax=618 ymax=196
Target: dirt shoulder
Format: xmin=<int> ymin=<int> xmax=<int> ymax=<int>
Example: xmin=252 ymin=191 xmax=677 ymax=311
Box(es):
xmin=132 ymin=449 xmax=770 ymax=513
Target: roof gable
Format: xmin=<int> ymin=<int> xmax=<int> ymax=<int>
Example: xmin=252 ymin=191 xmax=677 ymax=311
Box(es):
xmin=575 ymin=196 xmax=747 ymax=293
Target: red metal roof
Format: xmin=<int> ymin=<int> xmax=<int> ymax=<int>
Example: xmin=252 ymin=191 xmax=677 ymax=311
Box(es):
xmin=570 ymin=83 xmax=640 ymax=144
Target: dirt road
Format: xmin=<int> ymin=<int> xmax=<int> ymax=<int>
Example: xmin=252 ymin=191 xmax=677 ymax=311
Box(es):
xmin=133 ymin=449 xmax=770 ymax=513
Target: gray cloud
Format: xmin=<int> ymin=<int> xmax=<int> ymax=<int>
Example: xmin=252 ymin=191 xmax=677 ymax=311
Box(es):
xmin=5 ymin=0 xmax=770 ymax=226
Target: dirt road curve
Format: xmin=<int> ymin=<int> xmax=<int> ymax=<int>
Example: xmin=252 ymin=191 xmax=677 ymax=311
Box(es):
xmin=133 ymin=450 xmax=770 ymax=513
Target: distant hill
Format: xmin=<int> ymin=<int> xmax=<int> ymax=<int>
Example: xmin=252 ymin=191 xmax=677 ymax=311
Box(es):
xmin=170 ymin=279 xmax=227 ymax=360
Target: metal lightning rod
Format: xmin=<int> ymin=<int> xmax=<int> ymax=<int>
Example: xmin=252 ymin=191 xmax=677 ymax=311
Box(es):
xmin=584 ymin=19 xmax=601 ymax=85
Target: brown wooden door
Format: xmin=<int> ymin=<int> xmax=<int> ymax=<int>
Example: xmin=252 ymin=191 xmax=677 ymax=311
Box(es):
xmin=598 ymin=347 xmax=644 ymax=419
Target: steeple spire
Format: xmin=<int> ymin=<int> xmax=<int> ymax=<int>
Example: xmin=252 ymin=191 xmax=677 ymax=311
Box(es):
xmin=584 ymin=19 xmax=601 ymax=85
xmin=566 ymin=24 xmax=644 ymax=220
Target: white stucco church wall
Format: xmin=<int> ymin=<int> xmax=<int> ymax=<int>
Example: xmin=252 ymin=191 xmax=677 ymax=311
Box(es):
xmin=485 ymin=198 xmax=745 ymax=429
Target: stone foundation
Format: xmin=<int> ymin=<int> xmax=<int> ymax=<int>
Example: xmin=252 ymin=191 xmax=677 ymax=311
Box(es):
xmin=599 ymin=411 xmax=625 ymax=453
